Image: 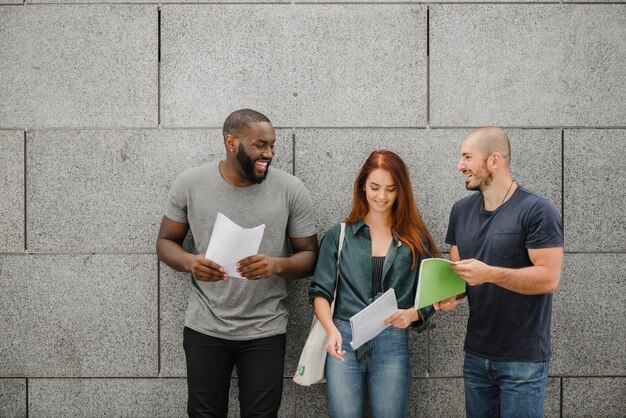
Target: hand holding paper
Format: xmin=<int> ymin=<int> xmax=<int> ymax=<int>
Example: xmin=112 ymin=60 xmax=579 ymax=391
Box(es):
xmin=205 ymin=213 xmax=265 ymax=279
xmin=415 ymin=258 xmax=466 ymax=309
xmin=349 ymin=289 xmax=398 ymax=350
xmin=189 ymin=254 xmax=228 ymax=282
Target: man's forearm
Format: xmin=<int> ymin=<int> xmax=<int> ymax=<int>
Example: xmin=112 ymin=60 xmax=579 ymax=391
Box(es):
xmin=489 ymin=264 xmax=560 ymax=295
xmin=273 ymin=250 xmax=318 ymax=280
xmin=156 ymin=238 xmax=194 ymax=273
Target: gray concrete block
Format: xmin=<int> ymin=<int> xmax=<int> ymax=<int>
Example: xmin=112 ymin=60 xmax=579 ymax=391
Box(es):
xmin=0 ymin=254 xmax=157 ymax=377
xmin=0 ymin=130 xmax=23 ymax=252
xmin=408 ymin=378 xmax=466 ymax=417
xmin=161 ymin=5 xmax=426 ymax=127
xmin=296 ymin=128 xmax=560 ymax=253
xmin=0 ymin=379 xmax=26 ymax=418
xmin=160 ymin=263 xmax=190 ymax=377
xmin=0 ymin=6 xmax=157 ymax=128
xmin=564 ymin=129 xmax=626 ymax=252
xmin=430 ymin=5 xmax=626 ymax=127
xmin=0 ymin=0 xmax=22 ymax=5
xmin=424 ymin=0 xmax=553 ymax=2
xmin=294 ymin=382 xmax=331 ymax=417
xmin=544 ymin=378 xmax=561 ymax=418
xmin=551 ymin=254 xmax=626 ymax=376
xmin=26 ymin=129 xmax=292 ymax=252
xmin=409 ymin=326 xmax=429 ymax=377
xmin=28 ymin=378 xmax=186 ymax=417
xmin=562 ymin=378 xmax=626 ymax=417
xmin=27 ymin=0 xmax=282 ymax=3
xmin=429 ymin=313 xmax=467 ymax=377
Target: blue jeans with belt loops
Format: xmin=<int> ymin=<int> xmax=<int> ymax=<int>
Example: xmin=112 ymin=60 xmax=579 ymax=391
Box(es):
xmin=325 ymin=318 xmax=410 ymax=418
xmin=464 ymin=352 xmax=550 ymax=418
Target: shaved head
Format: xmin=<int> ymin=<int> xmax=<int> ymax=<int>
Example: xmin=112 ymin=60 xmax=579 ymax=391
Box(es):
xmin=464 ymin=126 xmax=511 ymax=167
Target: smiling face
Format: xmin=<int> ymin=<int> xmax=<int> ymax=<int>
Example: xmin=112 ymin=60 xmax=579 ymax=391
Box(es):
xmin=234 ymin=121 xmax=275 ymax=184
xmin=457 ymin=136 xmax=492 ymax=191
xmin=364 ymin=168 xmax=397 ymax=217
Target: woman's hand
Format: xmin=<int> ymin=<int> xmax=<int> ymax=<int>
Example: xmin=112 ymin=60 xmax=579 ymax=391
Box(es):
xmin=326 ymin=326 xmax=346 ymax=361
xmin=385 ymin=308 xmax=420 ymax=329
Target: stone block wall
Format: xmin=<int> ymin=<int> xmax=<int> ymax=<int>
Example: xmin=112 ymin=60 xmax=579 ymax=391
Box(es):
xmin=0 ymin=1 xmax=624 ymax=416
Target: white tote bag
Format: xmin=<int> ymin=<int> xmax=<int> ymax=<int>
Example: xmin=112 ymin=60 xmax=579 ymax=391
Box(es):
xmin=293 ymin=223 xmax=346 ymax=386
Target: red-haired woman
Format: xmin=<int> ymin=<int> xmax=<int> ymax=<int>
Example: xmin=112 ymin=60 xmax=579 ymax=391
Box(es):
xmin=309 ymin=150 xmax=439 ymax=418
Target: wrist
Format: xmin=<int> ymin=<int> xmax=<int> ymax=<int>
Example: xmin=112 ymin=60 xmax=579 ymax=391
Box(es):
xmin=412 ymin=308 xmax=421 ymax=322
xmin=488 ymin=265 xmax=502 ymax=284
xmin=272 ymin=257 xmax=283 ymax=276
xmin=185 ymin=253 xmax=196 ymax=273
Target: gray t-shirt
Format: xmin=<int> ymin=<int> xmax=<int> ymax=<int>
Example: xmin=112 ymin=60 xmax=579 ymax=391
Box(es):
xmin=165 ymin=161 xmax=316 ymax=340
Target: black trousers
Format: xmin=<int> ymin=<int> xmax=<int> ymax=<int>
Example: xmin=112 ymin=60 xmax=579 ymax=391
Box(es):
xmin=183 ymin=327 xmax=286 ymax=418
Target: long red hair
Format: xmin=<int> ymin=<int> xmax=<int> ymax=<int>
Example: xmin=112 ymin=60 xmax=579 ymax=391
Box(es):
xmin=345 ymin=150 xmax=439 ymax=268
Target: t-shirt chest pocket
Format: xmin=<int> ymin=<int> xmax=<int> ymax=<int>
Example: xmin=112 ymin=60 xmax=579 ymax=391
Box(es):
xmin=491 ymin=228 xmax=524 ymax=259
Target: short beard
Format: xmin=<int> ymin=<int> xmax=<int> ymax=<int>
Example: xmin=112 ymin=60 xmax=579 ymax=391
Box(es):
xmin=466 ymin=165 xmax=493 ymax=192
xmin=236 ymin=145 xmax=270 ymax=184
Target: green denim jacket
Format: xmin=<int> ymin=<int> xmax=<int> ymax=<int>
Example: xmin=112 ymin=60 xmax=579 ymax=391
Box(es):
xmin=309 ymin=221 xmax=435 ymax=332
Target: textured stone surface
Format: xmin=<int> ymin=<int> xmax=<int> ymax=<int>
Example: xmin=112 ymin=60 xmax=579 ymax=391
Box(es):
xmin=408 ymin=378 xmax=466 ymax=416
xmin=0 ymin=6 xmax=156 ymax=128
xmin=0 ymin=379 xmax=26 ymax=418
xmin=425 ymin=0 xmax=553 ymax=2
xmin=27 ymin=0 xmax=281 ymax=3
xmin=160 ymin=263 xmax=190 ymax=377
xmin=409 ymin=326 xmax=429 ymax=377
xmin=296 ymin=128 xmax=560 ymax=252
xmin=430 ymin=5 xmax=626 ymax=126
xmin=26 ymin=129 xmax=292 ymax=252
xmin=0 ymin=130 xmax=23 ymax=252
xmin=0 ymin=254 xmax=157 ymax=377
xmin=294 ymin=382 xmax=331 ymax=417
xmin=429 ymin=312 xmax=467 ymax=377
xmin=161 ymin=5 xmax=426 ymax=127
xmin=28 ymin=378 xmax=186 ymax=417
xmin=552 ymin=254 xmax=626 ymax=376
xmin=562 ymin=378 xmax=626 ymax=417
xmin=564 ymin=129 xmax=626 ymax=252
xmin=544 ymin=378 xmax=561 ymax=418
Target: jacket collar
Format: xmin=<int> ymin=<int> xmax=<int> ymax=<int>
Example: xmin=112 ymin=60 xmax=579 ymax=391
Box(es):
xmin=349 ymin=220 xmax=402 ymax=248
xmin=349 ymin=219 xmax=368 ymax=235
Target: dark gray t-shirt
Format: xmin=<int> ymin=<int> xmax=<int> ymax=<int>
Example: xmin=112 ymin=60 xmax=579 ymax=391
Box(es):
xmin=165 ymin=161 xmax=316 ymax=340
xmin=446 ymin=186 xmax=563 ymax=361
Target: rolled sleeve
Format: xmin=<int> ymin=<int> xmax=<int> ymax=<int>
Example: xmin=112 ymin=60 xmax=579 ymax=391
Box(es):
xmin=308 ymin=224 xmax=341 ymax=303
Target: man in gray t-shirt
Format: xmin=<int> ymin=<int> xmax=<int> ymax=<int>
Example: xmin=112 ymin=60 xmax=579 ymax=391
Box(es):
xmin=157 ymin=109 xmax=318 ymax=417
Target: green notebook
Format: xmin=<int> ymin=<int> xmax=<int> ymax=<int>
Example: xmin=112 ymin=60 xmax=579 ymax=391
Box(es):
xmin=415 ymin=258 xmax=466 ymax=309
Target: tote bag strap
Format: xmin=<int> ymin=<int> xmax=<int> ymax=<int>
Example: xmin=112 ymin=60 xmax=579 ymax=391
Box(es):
xmin=329 ymin=223 xmax=346 ymax=313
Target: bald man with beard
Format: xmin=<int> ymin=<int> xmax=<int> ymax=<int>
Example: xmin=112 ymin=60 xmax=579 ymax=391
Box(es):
xmin=438 ymin=127 xmax=564 ymax=418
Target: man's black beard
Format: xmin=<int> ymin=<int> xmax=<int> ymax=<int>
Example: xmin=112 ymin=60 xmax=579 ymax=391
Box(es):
xmin=237 ymin=146 xmax=270 ymax=184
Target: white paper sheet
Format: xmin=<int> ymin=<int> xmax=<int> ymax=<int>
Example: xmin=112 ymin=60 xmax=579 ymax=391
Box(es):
xmin=204 ymin=212 xmax=265 ymax=279
xmin=349 ymin=288 xmax=398 ymax=350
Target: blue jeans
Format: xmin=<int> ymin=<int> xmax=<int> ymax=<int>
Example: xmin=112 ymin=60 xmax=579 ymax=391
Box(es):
xmin=463 ymin=352 xmax=550 ymax=418
xmin=326 ymin=318 xmax=410 ymax=418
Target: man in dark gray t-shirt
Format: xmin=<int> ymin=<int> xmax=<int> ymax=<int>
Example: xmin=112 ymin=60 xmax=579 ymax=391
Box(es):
xmin=438 ymin=127 xmax=563 ymax=418
xmin=156 ymin=109 xmax=318 ymax=417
